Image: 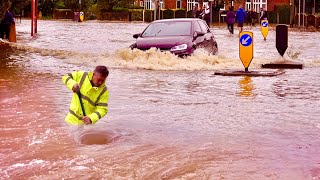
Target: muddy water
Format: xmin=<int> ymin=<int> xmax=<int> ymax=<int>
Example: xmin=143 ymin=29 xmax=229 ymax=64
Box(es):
xmin=0 ymin=20 xmax=320 ymax=179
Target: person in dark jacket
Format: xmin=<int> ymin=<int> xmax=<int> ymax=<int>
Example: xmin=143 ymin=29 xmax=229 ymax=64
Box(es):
xmin=260 ymin=7 xmax=268 ymax=22
xmin=192 ymin=5 xmax=198 ymax=18
xmin=247 ymin=9 xmax=253 ymax=29
xmin=196 ymin=6 xmax=203 ymax=19
xmin=226 ymin=7 xmax=236 ymax=34
xmin=236 ymin=5 xmax=246 ymax=34
xmin=0 ymin=8 xmax=15 ymax=40
xmin=203 ymin=5 xmax=211 ymax=27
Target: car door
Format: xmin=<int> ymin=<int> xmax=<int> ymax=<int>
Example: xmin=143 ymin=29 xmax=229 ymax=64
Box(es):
xmin=192 ymin=20 xmax=205 ymax=48
xmin=198 ymin=20 xmax=218 ymax=54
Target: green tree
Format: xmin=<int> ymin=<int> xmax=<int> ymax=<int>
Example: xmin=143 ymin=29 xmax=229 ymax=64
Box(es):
xmin=97 ymin=0 xmax=116 ymax=12
xmin=64 ymin=0 xmax=94 ymax=11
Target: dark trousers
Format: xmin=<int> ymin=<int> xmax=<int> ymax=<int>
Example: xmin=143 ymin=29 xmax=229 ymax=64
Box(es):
xmin=227 ymin=24 xmax=234 ymax=34
xmin=0 ymin=24 xmax=10 ymax=39
xmin=204 ymin=14 xmax=210 ymax=27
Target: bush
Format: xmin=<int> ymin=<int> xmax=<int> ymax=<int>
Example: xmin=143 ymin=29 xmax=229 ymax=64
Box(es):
xmin=175 ymin=9 xmax=186 ymax=18
xmin=163 ymin=9 xmax=174 ymax=19
xmin=99 ymin=12 xmax=129 ymax=20
xmin=112 ymin=8 xmax=129 ymax=12
xmin=187 ymin=10 xmax=193 ymax=18
xmin=275 ymin=5 xmax=290 ymax=24
xmin=268 ymin=11 xmax=277 ymax=23
xmin=87 ymin=14 xmax=97 ymax=20
xmin=131 ymin=9 xmax=143 ymax=21
xmin=144 ymin=10 xmax=153 ymax=22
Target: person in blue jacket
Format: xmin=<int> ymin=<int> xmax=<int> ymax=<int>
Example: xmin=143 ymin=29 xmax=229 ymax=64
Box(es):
xmin=236 ymin=5 xmax=246 ymax=34
xmin=0 ymin=8 xmax=15 ymax=40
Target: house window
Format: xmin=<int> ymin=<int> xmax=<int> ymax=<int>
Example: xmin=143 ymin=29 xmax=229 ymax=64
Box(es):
xmin=176 ymin=0 xmax=182 ymax=9
xmin=159 ymin=0 xmax=164 ymax=9
xmin=145 ymin=0 xmax=152 ymax=9
xmin=140 ymin=1 xmax=143 ymax=7
xmin=252 ymin=0 xmax=267 ymax=12
xmin=220 ymin=2 xmax=225 ymax=11
xmin=187 ymin=0 xmax=198 ymax=11
xmin=246 ymin=2 xmax=251 ymax=11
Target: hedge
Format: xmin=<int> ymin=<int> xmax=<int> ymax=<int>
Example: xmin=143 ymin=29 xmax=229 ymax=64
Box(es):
xmin=187 ymin=10 xmax=193 ymax=18
xmin=175 ymin=9 xmax=186 ymax=18
xmin=131 ymin=9 xmax=143 ymax=21
xmin=275 ymin=5 xmax=290 ymax=24
xmin=268 ymin=11 xmax=277 ymax=23
xmin=144 ymin=10 xmax=153 ymax=22
xmin=163 ymin=9 xmax=174 ymax=19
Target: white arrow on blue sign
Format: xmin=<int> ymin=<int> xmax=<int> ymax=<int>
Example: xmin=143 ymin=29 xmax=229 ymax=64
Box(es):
xmin=240 ymin=34 xmax=252 ymax=47
xmin=262 ymin=22 xmax=268 ymax=27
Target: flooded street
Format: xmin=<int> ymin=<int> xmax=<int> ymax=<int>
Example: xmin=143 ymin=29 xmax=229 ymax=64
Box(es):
xmin=0 ymin=20 xmax=320 ymax=179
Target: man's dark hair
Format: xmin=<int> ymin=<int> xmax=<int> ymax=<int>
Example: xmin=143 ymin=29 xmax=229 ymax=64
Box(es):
xmin=94 ymin=66 xmax=109 ymax=77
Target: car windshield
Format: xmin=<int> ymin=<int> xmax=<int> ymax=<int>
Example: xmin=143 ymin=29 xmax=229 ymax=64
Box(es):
xmin=141 ymin=21 xmax=192 ymax=37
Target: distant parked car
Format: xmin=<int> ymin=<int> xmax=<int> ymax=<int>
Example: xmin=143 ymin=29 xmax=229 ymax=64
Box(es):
xmin=130 ymin=18 xmax=218 ymax=57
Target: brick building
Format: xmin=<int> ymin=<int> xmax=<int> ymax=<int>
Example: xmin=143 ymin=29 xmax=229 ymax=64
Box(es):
xmin=136 ymin=0 xmax=292 ymax=12
xmin=135 ymin=0 xmax=319 ymax=21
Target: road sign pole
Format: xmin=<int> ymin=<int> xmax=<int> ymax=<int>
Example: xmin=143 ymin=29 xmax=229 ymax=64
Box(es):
xmin=31 ymin=0 xmax=34 ymax=36
xmin=261 ymin=20 xmax=268 ymax=40
xmin=276 ymin=24 xmax=288 ymax=57
xmin=231 ymin=0 xmax=234 ymax=34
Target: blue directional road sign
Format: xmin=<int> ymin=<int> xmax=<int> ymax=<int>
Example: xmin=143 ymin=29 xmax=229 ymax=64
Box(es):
xmin=240 ymin=34 xmax=253 ymax=47
xmin=239 ymin=31 xmax=254 ymax=69
xmin=262 ymin=21 xmax=268 ymax=27
xmin=261 ymin=20 xmax=269 ymax=40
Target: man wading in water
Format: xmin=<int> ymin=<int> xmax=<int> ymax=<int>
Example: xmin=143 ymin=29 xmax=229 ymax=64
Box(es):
xmin=62 ymin=66 xmax=109 ymax=125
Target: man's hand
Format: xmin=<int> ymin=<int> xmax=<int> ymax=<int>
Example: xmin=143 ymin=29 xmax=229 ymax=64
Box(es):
xmin=82 ymin=116 xmax=92 ymax=125
xmin=72 ymin=84 xmax=80 ymax=93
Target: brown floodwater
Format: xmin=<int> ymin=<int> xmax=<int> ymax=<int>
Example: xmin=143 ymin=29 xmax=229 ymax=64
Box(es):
xmin=0 ymin=20 xmax=320 ymax=179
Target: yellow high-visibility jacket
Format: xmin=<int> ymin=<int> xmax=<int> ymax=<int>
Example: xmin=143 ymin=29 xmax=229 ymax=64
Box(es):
xmin=62 ymin=71 xmax=109 ymax=125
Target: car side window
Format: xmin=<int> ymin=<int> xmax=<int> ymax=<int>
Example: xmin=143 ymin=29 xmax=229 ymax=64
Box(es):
xmin=194 ymin=21 xmax=202 ymax=33
xmin=199 ymin=21 xmax=210 ymax=33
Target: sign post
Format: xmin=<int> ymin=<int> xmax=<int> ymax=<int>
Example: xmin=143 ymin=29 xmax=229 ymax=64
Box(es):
xmin=80 ymin=12 xmax=84 ymax=22
xmin=31 ymin=0 xmax=34 ymax=36
xmin=261 ymin=19 xmax=268 ymax=40
xmin=276 ymin=24 xmax=288 ymax=56
xmin=239 ymin=31 xmax=254 ymax=72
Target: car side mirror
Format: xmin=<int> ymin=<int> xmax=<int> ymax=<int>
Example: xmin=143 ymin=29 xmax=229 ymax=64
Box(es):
xmin=193 ymin=31 xmax=205 ymax=39
xmin=133 ymin=33 xmax=141 ymax=39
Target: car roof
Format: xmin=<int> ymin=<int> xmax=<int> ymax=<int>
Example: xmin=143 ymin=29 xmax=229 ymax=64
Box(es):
xmin=152 ymin=18 xmax=203 ymax=23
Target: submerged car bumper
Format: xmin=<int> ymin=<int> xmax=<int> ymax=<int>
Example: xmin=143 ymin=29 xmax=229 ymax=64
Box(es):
xmin=130 ymin=44 xmax=194 ymax=56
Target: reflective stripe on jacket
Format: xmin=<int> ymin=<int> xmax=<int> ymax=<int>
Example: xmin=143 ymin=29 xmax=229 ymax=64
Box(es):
xmin=62 ymin=71 xmax=109 ymax=125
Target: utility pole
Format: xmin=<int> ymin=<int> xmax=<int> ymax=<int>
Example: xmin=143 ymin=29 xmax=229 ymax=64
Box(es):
xmin=231 ymin=0 xmax=234 ymax=34
xmin=290 ymin=0 xmax=294 ymax=28
xmin=298 ymin=0 xmax=300 ymax=27
xmin=314 ymin=0 xmax=316 ymax=14
xmin=154 ymin=0 xmax=157 ymax=21
xmin=303 ymin=0 xmax=305 ymax=27
xmin=143 ymin=0 xmax=145 ymax=22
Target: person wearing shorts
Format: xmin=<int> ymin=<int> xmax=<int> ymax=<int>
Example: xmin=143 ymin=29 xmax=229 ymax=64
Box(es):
xmin=236 ymin=5 xmax=246 ymax=34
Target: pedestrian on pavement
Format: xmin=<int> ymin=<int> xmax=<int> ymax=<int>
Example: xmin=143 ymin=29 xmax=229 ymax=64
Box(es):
xmin=236 ymin=5 xmax=246 ymax=34
xmin=0 ymin=7 xmax=15 ymax=40
xmin=260 ymin=7 xmax=268 ymax=22
xmin=226 ymin=6 xmax=236 ymax=34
